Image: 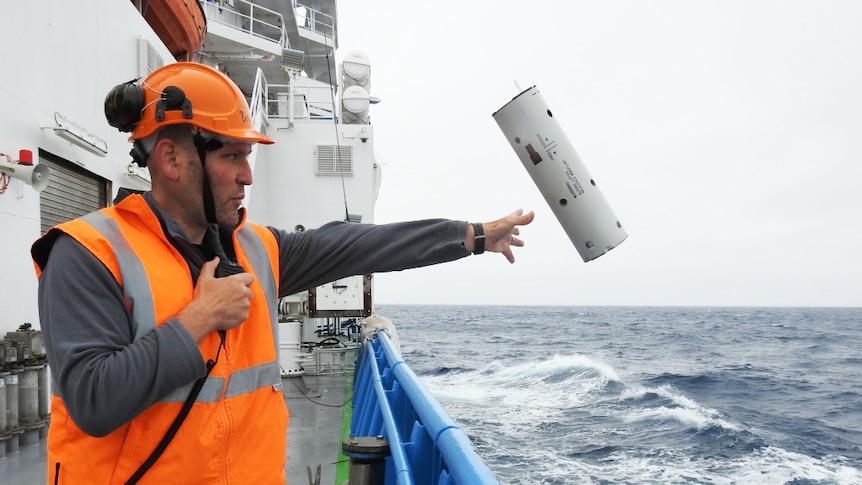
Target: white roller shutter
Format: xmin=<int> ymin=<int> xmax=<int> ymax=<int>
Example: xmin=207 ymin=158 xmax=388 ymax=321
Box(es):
xmin=39 ymin=152 xmax=109 ymax=234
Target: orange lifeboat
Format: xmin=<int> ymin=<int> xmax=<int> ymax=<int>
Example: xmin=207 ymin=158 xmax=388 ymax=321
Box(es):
xmin=134 ymin=0 xmax=207 ymax=61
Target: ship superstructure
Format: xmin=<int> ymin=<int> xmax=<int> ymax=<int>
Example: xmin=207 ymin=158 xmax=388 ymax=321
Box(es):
xmin=0 ymin=2 xmax=497 ymax=483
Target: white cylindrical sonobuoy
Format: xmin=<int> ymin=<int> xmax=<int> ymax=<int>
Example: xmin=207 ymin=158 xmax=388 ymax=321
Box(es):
xmin=18 ymin=366 xmax=38 ymax=425
xmin=493 ymin=86 xmax=627 ymax=262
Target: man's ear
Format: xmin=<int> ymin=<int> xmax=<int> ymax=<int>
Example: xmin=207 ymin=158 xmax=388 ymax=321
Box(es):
xmin=150 ymin=138 xmax=183 ymax=182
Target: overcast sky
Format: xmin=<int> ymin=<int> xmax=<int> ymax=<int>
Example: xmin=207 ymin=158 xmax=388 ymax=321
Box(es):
xmin=335 ymin=1 xmax=862 ymax=307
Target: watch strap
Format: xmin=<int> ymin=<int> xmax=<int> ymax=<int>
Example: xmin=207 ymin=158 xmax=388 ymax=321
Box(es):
xmin=471 ymin=222 xmax=485 ymax=255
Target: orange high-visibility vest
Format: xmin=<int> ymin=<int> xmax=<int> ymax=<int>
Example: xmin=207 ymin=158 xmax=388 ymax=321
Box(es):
xmin=34 ymin=194 xmax=288 ymax=484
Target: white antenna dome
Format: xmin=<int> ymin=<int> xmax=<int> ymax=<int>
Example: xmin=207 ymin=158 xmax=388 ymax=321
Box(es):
xmin=341 ymin=85 xmax=370 ymax=124
xmin=341 ymin=50 xmax=371 ymax=91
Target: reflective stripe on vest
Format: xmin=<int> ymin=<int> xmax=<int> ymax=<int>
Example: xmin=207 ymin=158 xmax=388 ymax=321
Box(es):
xmin=81 ymin=212 xmax=156 ymax=342
xmin=236 ymin=225 xmax=279 ymax=358
xmin=79 ymin=212 xmax=280 ymax=403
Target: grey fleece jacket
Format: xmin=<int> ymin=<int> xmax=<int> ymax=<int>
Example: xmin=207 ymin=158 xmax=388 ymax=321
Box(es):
xmin=36 ymin=195 xmax=469 ymax=437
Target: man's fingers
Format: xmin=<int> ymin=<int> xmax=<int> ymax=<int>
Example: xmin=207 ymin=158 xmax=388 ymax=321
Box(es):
xmin=234 ymin=272 xmax=255 ymax=287
xmin=199 ymin=257 xmax=220 ymax=279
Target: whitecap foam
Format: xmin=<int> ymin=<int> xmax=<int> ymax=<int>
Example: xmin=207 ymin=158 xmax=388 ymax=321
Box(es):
xmin=485 ymin=353 xmax=620 ymax=384
xmin=421 ymin=353 xmax=625 ymax=436
xmin=428 ymin=353 xmax=620 ymax=403
xmin=483 ymin=442 xmax=862 ymax=484
xmin=619 ymin=384 xmax=741 ymax=431
xmin=725 ymin=446 xmax=862 ymax=484
xmin=623 ymin=405 xmax=740 ymax=431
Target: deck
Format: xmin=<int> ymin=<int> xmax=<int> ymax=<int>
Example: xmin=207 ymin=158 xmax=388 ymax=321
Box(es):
xmin=0 ymin=373 xmax=351 ymax=484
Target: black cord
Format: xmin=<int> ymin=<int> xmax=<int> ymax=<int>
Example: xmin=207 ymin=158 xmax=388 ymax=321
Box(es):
xmin=319 ymin=34 xmax=351 ymax=222
xmin=125 ymin=332 xmax=225 ymax=485
xmin=312 ymin=337 xmax=343 ymax=348
xmin=286 ymin=374 xmax=353 ymax=409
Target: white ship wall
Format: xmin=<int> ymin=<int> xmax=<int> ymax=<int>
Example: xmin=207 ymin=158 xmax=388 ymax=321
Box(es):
xmin=249 ymin=120 xmax=380 ymax=231
xmin=0 ymin=1 xmax=173 ymax=334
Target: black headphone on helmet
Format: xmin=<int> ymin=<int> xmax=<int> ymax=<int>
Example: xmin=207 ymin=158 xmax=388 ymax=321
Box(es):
xmin=104 ymin=80 xmax=144 ymax=133
xmin=104 ymin=79 xmax=193 ymax=166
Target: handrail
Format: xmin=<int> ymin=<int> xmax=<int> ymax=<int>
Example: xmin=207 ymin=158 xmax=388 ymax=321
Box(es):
xmin=199 ymin=0 xmax=286 ymax=47
xmin=201 ymin=0 xmax=336 ymax=47
xmin=295 ymin=2 xmax=335 ymax=40
xmin=265 ymin=82 xmax=336 ymax=122
xmin=353 ymin=330 xmax=500 ymax=485
xmin=363 ymin=339 xmax=414 ymax=485
xmin=248 ymin=67 xmax=267 ymax=129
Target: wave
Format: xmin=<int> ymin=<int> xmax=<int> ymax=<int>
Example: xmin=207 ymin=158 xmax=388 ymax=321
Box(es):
xmin=619 ymin=384 xmax=740 ymax=430
xmin=421 ymin=353 xmax=621 ymax=412
xmin=623 ymin=403 xmax=741 ymax=432
xmin=421 ymin=356 xmax=859 ymax=484
xmin=488 ymin=444 xmax=862 ymax=485
xmin=385 ymin=305 xmax=862 ymax=483
xmin=424 ymin=354 xmax=729 ymax=424
xmin=485 ymin=353 xmax=621 ymax=383
xmin=427 ymin=366 xmax=476 ymax=376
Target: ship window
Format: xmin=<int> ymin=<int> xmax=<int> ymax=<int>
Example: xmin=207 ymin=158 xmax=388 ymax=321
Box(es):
xmin=38 ymin=151 xmax=110 ymax=234
xmin=315 ymin=145 xmax=353 ymax=176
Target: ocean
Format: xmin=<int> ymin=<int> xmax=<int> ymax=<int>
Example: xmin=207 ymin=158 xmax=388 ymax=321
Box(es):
xmin=374 ymin=305 xmax=862 ymax=485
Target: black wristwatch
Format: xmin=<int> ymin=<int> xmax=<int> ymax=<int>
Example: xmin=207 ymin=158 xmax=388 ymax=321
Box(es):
xmin=471 ymin=222 xmax=485 ymax=255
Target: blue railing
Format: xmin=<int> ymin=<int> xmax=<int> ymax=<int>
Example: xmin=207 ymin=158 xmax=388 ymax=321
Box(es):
xmin=352 ymin=331 xmax=500 ymax=485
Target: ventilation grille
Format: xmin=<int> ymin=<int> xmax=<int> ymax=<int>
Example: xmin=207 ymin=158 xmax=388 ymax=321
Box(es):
xmin=315 ymin=145 xmax=353 ymax=175
xmin=137 ymin=38 xmax=164 ymax=78
xmin=281 ymin=48 xmax=305 ymax=71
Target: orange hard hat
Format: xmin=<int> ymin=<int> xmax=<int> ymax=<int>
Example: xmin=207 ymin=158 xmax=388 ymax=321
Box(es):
xmin=108 ymin=62 xmax=274 ymax=145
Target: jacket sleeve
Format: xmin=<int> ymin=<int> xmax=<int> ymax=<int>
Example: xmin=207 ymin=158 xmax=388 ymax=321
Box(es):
xmin=271 ymin=219 xmax=470 ymax=298
xmin=38 ymin=234 xmax=207 ymax=437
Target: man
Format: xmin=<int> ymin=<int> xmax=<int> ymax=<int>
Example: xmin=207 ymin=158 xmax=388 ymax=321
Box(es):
xmin=31 ymin=62 xmax=533 ymax=484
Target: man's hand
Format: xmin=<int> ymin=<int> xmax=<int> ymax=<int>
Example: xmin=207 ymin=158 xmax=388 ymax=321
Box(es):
xmin=176 ymin=257 xmax=255 ymax=342
xmin=467 ymin=209 xmax=535 ymax=263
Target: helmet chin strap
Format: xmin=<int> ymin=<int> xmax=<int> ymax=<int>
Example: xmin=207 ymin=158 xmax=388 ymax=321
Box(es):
xmin=193 ymin=133 xmax=223 ymax=225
